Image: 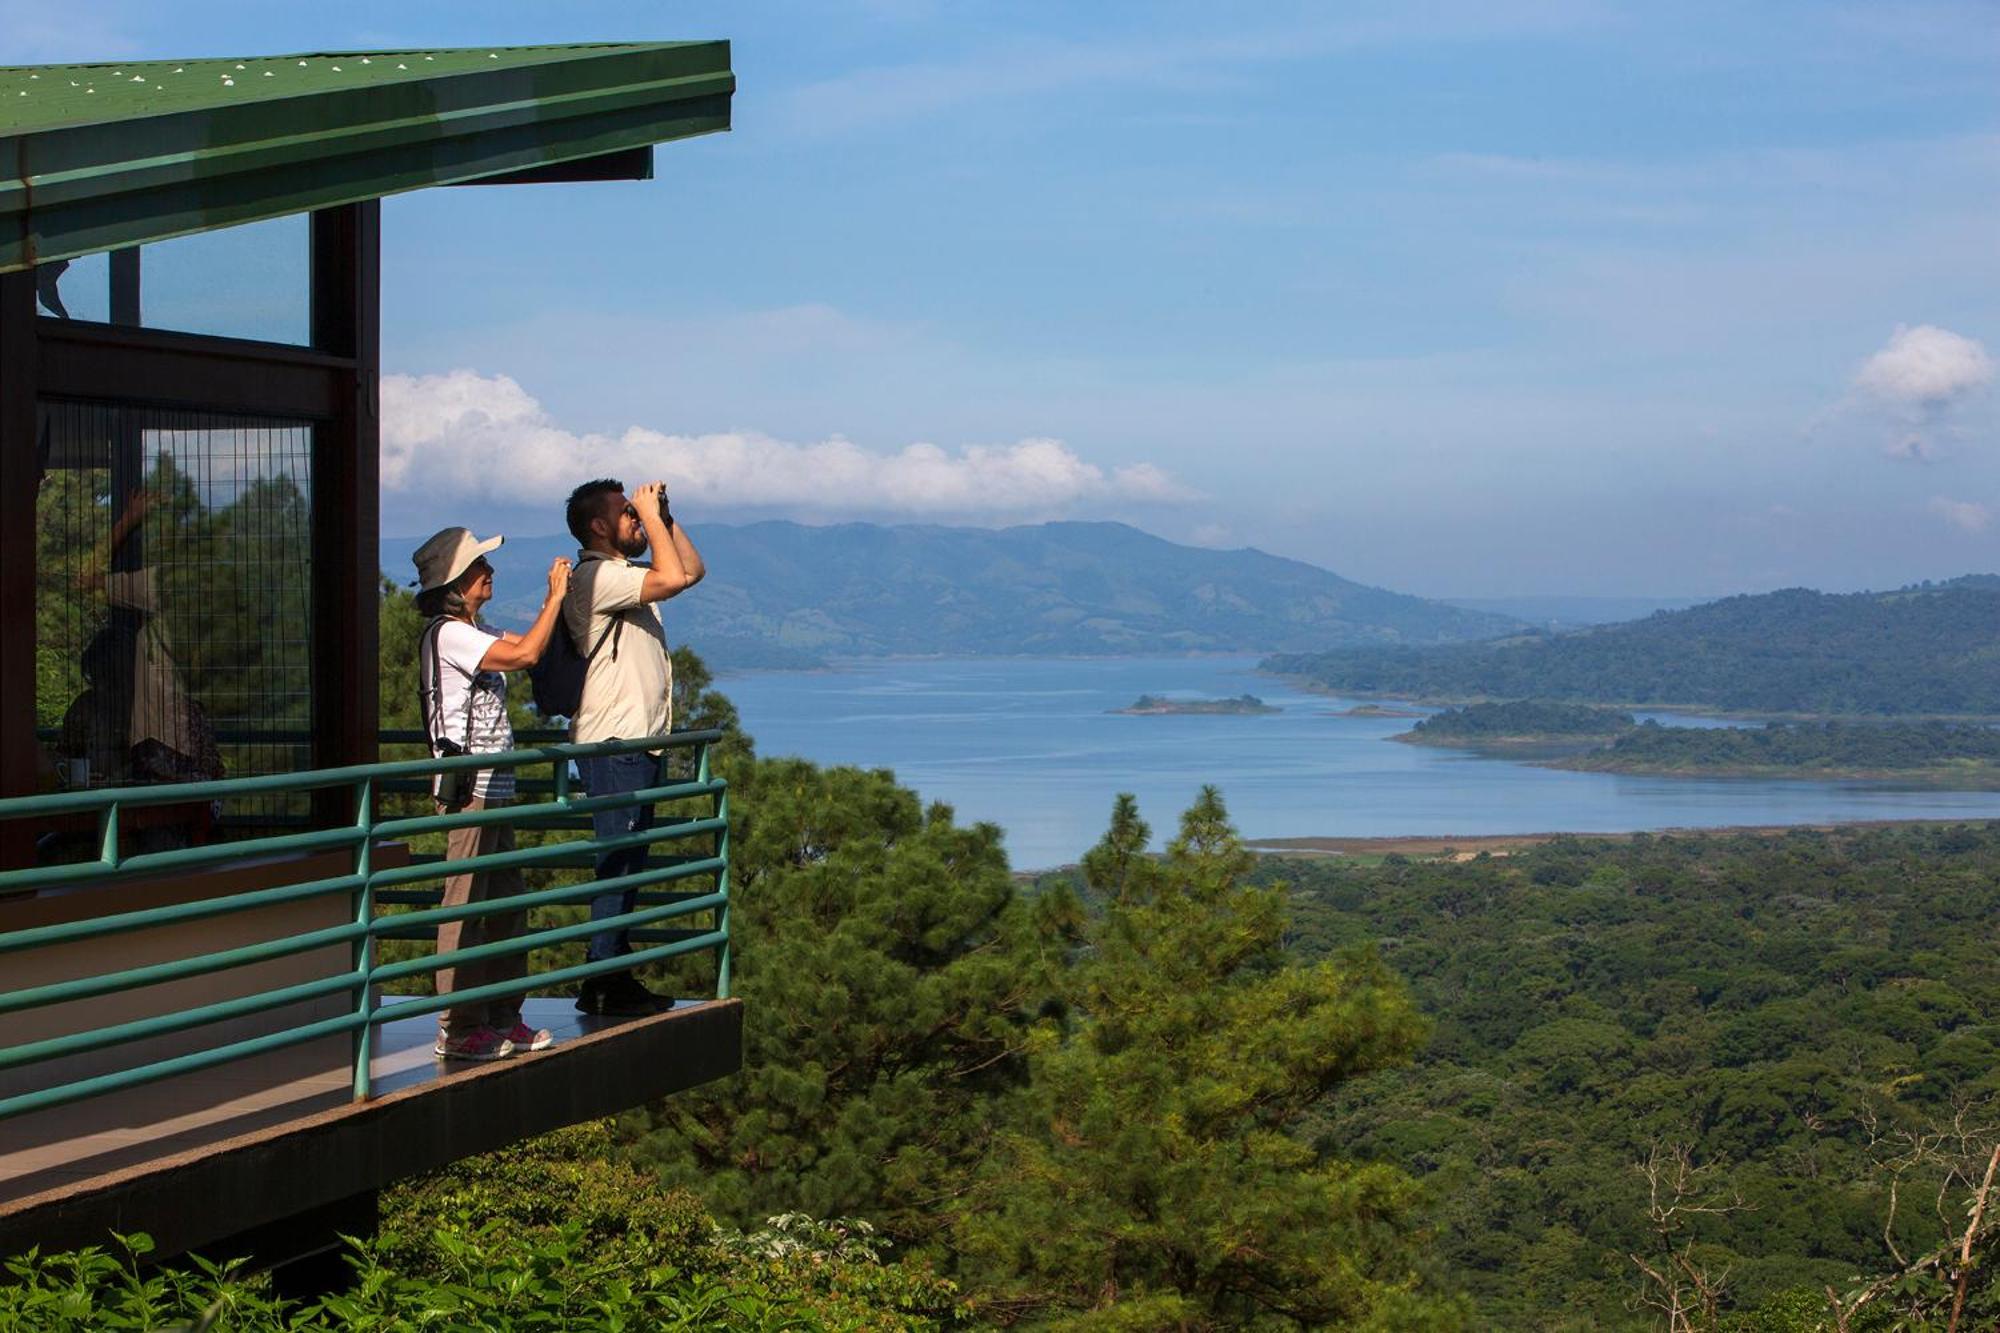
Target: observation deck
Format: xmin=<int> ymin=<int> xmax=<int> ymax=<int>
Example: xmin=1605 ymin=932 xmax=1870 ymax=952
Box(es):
xmin=0 ymin=729 xmax=737 ymax=1266
xmin=0 ymin=39 xmax=738 ymax=1276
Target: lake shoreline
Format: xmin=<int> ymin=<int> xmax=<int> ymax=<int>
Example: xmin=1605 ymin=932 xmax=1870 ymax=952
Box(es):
xmin=1389 ymin=731 xmax=1619 ymax=750
xmin=1244 ymin=816 xmax=1994 ymax=860
xmin=1544 ymin=757 xmax=2000 ymax=788
xmin=1256 ymin=670 xmax=2000 ymax=724
xmin=1389 ymin=737 xmax=2000 ymax=790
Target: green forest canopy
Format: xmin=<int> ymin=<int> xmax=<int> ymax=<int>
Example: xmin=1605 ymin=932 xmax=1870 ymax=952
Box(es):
xmin=1407 ymin=699 xmax=1638 ymax=740
xmin=1568 ymin=718 xmax=2000 ymax=776
xmin=1261 ymin=824 xmax=2000 ymax=1329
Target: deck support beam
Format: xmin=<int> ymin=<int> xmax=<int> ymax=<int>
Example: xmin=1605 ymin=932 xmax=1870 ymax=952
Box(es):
xmin=309 ymin=203 xmax=382 ymax=814
xmin=0 ymin=272 xmax=37 ymax=844
xmin=0 ymin=998 xmax=744 ymax=1262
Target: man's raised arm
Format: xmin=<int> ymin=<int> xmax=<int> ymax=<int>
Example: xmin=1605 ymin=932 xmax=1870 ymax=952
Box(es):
xmin=633 ymin=480 xmax=705 ymax=603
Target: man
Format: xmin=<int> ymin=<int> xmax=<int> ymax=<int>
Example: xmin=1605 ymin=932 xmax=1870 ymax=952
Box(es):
xmin=563 ymin=477 xmax=706 ymax=1016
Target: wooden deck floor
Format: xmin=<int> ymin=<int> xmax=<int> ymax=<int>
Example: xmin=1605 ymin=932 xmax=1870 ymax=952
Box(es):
xmin=0 ymin=997 xmax=670 ymax=1208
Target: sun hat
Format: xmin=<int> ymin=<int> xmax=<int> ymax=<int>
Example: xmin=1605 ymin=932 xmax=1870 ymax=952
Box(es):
xmin=411 ymin=527 xmax=504 ymax=593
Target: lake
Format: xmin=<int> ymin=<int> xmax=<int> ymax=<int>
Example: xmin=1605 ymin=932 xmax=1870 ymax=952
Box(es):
xmin=716 ymin=655 xmax=2000 ymax=870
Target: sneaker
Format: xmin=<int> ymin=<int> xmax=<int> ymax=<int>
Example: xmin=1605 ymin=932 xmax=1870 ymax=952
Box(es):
xmin=576 ymin=972 xmax=652 ymax=1012
xmin=621 ymin=973 xmax=677 ymax=1013
xmin=503 ymin=1021 xmax=555 ymax=1052
xmin=434 ymin=1026 xmax=515 ymax=1062
xmin=576 ymin=972 xmax=657 ymax=1017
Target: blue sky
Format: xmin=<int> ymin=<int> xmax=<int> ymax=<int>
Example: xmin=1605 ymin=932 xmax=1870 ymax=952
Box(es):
xmin=15 ymin=1 xmax=1999 ymax=597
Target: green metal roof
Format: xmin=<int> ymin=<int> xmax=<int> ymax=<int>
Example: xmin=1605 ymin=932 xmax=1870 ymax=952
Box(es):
xmin=0 ymin=42 xmax=732 ymax=272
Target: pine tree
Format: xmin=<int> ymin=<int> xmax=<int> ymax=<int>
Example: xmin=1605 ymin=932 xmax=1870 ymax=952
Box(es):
xmin=627 ymin=756 xmax=1060 ymax=1254
xmin=954 ymin=788 xmax=1464 ymax=1329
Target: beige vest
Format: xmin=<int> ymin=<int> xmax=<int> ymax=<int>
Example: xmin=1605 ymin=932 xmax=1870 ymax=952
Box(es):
xmin=564 ymin=552 xmax=673 ymax=745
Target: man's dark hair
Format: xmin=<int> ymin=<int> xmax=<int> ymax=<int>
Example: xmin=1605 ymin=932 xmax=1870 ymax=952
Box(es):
xmin=566 ymin=478 xmax=625 ymax=545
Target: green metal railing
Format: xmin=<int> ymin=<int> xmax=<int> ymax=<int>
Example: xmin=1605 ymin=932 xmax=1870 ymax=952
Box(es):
xmin=0 ymin=729 xmax=731 ymax=1121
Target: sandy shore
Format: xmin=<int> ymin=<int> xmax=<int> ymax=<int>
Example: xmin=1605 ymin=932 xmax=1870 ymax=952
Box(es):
xmin=1245 ymin=817 xmax=1992 ymax=860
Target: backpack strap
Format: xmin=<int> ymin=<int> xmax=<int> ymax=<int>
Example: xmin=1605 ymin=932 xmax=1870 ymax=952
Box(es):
xmin=457 ymin=641 xmax=478 ymax=753
xmin=420 ymin=617 xmax=480 ymax=756
xmin=418 ymin=617 xmax=445 ymax=750
xmin=588 ymin=612 xmax=623 ymax=663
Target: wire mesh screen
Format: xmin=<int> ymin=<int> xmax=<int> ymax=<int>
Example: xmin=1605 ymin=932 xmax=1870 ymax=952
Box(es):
xmin=34 ymin=401 xmax=315 ymax=846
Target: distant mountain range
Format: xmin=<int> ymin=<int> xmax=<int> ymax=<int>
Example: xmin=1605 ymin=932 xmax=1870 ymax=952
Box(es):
xmin=1268 ymin=576 xmax=2000 ymax=717
xmin=381 ymin=520 xmax=1525 ymax=666
xmin=1440 ymin=594 xmax=1701 ymax=630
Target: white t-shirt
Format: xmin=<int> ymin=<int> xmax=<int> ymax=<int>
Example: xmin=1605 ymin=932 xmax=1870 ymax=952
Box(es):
xmin=420 ymin=619 xmax=515 ymax=802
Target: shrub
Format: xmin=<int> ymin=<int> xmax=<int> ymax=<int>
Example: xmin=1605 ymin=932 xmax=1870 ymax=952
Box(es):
xmin=0 ymin=1125 xmax=967 ymax=1332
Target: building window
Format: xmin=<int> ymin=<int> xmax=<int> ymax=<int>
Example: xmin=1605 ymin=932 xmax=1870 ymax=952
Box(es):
xmin=33 ymin=214 xmax=311 ymax=347
xmin=35 ymin=402 xmax=314 ymax=849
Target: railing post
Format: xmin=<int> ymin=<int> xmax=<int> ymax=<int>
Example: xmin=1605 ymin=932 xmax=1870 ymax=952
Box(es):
xmin=714 ymin=782 xmax=732 ymax=1001
xmin=351 ymin=776 xmax=375 ymax=1101
xmin=695 ymin=741 xmax=732 ymax=998
xmin=99 ymin=798 xmax=120 ymax=869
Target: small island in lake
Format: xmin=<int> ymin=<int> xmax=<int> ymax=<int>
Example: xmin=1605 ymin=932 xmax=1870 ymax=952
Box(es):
xmin=1115 ymin=693 xmax=1282 ymax=716
xmin=1395 ymin=700 xmax=1637 ymax=749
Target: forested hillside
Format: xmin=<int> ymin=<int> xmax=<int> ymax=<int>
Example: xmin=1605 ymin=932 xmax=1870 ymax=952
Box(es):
xmin=391 ymin=519 xmax=1524 ymax=664
xmin=1267 ymin=583 xmax=2000 ymax=716
xmin=1403 ymin=703 xmax=2000 ymax=785
xmin=1560 ymin=718 xmax=2000 ymax=782
xmin=1266 ymin=825 xmax=2000 ymax=1328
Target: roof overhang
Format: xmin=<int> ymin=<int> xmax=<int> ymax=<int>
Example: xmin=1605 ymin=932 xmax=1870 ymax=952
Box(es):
xmin=0 ymin=42 xmax=732 ymax=273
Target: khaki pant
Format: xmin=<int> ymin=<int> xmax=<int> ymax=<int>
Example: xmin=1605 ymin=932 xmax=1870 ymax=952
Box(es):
xmin=435 ymin=795 xmax=529 ymax=1039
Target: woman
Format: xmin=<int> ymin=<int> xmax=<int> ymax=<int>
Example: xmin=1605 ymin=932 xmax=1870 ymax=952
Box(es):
xmin=411 ymin=528 xmax=571 ymax=1062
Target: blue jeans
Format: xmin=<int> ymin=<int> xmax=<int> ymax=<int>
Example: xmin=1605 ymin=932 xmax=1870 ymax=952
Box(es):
xmin=578 ymin=751 xmax=659 ymax=964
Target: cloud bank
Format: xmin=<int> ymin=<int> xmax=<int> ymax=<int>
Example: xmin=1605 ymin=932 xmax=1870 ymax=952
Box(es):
xmin=381 ymin=371 xmax=1192 ymax=519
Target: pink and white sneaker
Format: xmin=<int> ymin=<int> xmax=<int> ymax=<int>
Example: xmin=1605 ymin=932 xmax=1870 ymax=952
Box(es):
xmin=434 ymin=1026 xmax=515 ymax=1062
xmin=502 ymin=1021 xmax=555 ymax=1052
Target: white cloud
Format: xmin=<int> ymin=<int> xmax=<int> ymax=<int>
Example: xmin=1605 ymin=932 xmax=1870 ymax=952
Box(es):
xmin=1838 ymin=324 xmax=1994 ymax=462
xmin=1929 ymin=496 xmax=1992 ymax=533
xmin=1856 ymin=324 xmax=1994 ymax=407
xmin=381 ymin=370 xmax=1193 ymax=518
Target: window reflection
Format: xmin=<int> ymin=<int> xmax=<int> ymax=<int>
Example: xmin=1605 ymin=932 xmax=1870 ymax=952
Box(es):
xmin=35 ymin=404 xmax=315 ymax=858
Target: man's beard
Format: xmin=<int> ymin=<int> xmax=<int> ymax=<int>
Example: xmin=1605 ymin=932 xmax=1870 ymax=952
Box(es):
xmin=617 ymin=528 xmax=649 ymax=557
